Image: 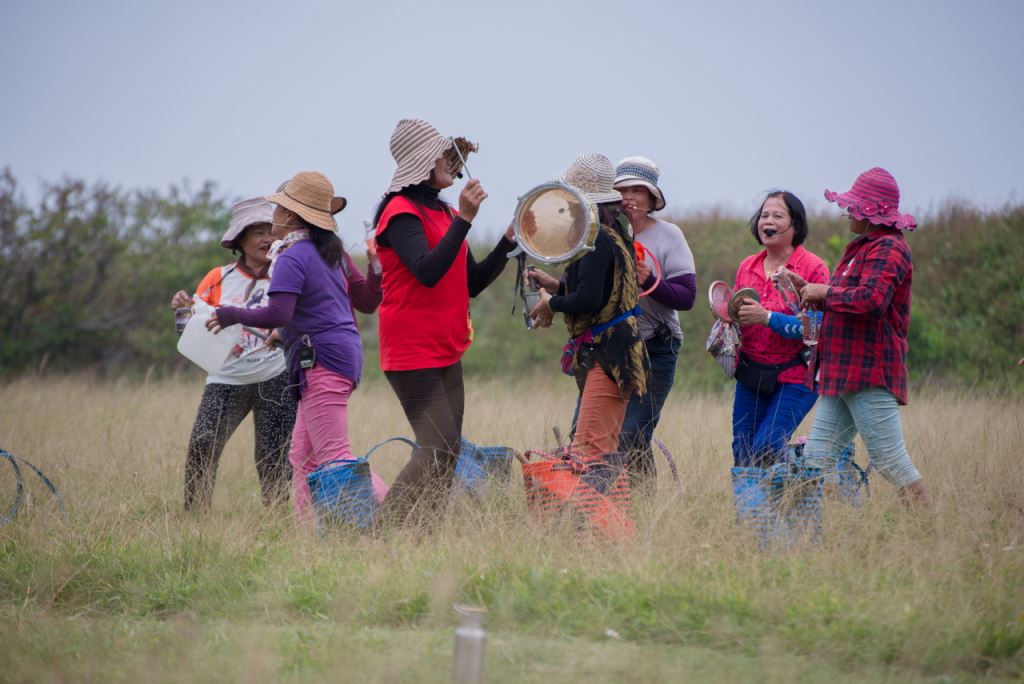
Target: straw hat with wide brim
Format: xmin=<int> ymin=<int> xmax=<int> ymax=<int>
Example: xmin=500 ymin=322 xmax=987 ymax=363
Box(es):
xmin=264 ymin=171 xmax=344 ymax=232
xmin=386 ymin=118 xmax=477 ymax=194
xmin=559 ymin=153 xmax=622 ymax=205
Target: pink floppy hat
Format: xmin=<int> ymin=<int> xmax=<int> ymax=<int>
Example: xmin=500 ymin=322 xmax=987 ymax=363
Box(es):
xmin=824 ymin=167 xmax=917 ymax=231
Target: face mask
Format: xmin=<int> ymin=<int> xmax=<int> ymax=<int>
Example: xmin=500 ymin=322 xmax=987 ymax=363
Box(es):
xmin=272 ymin=211 xmax=301 ymax=231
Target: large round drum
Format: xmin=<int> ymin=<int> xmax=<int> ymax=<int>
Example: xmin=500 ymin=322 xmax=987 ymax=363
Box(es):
xmin=512 ymin=182 xmax=599 ymax=265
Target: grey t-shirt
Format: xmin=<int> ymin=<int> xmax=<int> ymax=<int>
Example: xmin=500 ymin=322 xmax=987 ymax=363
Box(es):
xmin=634 ymin=218 xmax=696 ymax=342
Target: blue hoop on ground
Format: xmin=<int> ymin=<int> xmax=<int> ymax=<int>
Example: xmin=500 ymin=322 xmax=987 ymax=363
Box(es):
xmin=1 ymin=448 xmax=66 ymax=526
xmin=651 ymin=438 xmax=681 ymax=489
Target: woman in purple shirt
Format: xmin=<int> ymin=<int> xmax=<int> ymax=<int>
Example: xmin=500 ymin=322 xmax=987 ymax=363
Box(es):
xmin=209 ymin=171 xmax=383 ymax=524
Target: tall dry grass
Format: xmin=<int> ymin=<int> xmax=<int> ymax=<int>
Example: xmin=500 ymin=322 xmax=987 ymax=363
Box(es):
xmin=0 ymin=374 xmax=1022 ymax=682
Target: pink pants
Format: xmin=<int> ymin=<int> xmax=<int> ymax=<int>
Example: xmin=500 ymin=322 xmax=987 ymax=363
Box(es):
xmin=289 ymin=366 xmax=389 ymax=525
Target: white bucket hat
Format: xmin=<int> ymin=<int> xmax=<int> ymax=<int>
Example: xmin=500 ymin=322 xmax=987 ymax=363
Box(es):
xmin=221 ymin=197 xmax=274 ymax=248
xmin=614 ymin=156 xmax=666 ymax=211
xmin=386 ymin=118 xmax=477 ymax=194
xmin=559 ymin=153 xmax=622 ymax=204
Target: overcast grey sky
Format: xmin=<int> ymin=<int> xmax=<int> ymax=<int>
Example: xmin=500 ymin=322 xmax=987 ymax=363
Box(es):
xmin=2 ymin=0 xmax=1022 ymax=245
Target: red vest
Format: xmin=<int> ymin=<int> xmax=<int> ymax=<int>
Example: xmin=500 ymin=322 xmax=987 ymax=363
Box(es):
xmin=375 ymin=196 xmax=471 ymax=371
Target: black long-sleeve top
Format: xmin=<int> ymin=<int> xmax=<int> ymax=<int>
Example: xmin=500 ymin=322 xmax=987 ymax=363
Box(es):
xmin=376 ymin=185 xmax=516 ymax=295
xmin=548 ymin=229 xmax=615 ymax=315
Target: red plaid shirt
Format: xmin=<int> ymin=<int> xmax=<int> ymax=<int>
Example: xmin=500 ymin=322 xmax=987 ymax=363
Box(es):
xmin=807 ymin=227 xmax=913 ymax=404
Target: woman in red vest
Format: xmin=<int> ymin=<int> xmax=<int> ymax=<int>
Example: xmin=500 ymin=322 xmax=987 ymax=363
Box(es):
xmin=372 ymin=119 xmax=517 ymax=525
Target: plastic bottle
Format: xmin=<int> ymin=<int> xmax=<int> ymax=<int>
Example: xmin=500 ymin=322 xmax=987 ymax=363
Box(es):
xmin=522 ymin=265 xmax=540 ymax=330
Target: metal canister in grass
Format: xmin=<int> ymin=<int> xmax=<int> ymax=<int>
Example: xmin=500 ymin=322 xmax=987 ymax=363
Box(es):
xmin=452 ymin=604 xmax=486 ymax=684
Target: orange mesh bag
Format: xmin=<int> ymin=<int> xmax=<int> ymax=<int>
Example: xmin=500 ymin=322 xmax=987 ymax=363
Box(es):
xmin=521 ymin=449 xmax=634 ymax=540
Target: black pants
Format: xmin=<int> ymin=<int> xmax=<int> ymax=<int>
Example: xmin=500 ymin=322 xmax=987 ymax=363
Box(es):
xmin=183 ymin=372 xmax=296 ymax=511
xmin=378 ymin=362 xmax=464 ymax=525
xmin=618 ymin=336 xmax=681 ymax=491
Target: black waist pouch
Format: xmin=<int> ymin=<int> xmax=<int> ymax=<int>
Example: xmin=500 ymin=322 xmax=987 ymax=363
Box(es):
xmin=735 ymin=354 xmax=805 ymax=396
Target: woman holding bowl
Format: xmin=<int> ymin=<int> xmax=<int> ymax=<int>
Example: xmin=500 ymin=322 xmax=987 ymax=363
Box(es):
xmin=730 ymin=191 xmax=830 ymax=536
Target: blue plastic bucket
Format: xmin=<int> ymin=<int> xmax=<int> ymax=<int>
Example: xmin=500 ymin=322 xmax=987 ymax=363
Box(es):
xmin=785 ymin=442 xmax=868 ymax=504
xmin=767 ymin=463 xmax=824 ymax=545
xmin=306 ymin=437 xmax=416 ymax=532
xmin=454 ymin=437 xmax=515 ymax=495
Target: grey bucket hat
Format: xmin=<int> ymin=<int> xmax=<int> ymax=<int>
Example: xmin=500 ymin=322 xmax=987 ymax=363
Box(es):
xmin=221 ymin=197 xmax=275 ymax=248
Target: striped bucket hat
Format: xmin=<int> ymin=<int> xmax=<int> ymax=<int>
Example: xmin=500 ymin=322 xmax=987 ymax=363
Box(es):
xmin=825 ymin=167 xmax=917 ymax=231
xmin=386 ymin=118 xmax=477 ymax=194
xmin=559 ymin=153 xmax=622 ymax=205
xmin=220 ymin=197 xmax=274 ymax=248
xmin=614 ymin=155 xmax=666 ymax=211
xmin=264 ymin=171 xmax=341 ymax=232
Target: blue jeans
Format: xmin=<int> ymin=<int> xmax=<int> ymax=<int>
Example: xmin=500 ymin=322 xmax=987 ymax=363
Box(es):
xmin=618 ymin=335 xmax=681 ymax=486
xmin=732 ymin=381 xmax=817 ymax=468
xmin=804 ymin=387 xmax=921 ymax=488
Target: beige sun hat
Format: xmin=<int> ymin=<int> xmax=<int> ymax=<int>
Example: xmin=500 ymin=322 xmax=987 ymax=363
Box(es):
xmin=614 ymin=156 xmax=666 ymax=211
xmin=264 ymin=172 xmax=343 ymax=232
xmin=559 ymin=153 xmax=622 ymax=204
xmin=386 ymin=118 xmax=478 ymax=194
xmin=220 ymin=197 xmax=274 ymax=248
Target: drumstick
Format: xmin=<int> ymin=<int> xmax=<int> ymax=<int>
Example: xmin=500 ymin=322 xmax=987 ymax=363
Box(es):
xmin=450 ymin=138 xmax=472 ymax=180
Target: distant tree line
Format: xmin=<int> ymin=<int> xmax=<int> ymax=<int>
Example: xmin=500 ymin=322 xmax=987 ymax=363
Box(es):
xmin=0 ymin=168 xmax=227 ymax=374
xmin=1 ymin=168 xmax=1021 ymax=390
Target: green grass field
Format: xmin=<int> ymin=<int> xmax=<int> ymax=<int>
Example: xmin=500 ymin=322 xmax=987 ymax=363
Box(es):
xmin=1 ymin=375 xmax=1022 ymax=682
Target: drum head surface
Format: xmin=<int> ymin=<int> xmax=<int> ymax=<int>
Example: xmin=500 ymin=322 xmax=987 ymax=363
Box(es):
xmin=708 ymin=280 xmax=734 ymax=322
xmin=514 ymin=183 xmax=597 ymax=264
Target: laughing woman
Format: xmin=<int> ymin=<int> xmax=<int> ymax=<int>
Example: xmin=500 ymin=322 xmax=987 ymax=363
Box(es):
xmin=730 ymin=191 xmax=829 ymax=533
